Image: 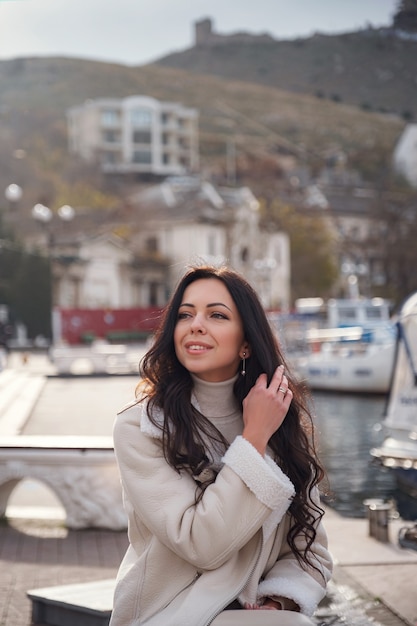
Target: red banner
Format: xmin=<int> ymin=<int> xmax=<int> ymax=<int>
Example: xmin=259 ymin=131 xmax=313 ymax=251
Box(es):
xmin=55 ymin=307 xmax=163 ymax=344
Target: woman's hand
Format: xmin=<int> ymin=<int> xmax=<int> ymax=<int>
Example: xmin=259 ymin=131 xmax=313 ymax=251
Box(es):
xmin=244 ymin=599 xmax=281 ymax=610
xmin=244 ymin=597 xmax=299 ymax=611
xmin=242 ymin=365 xmax=292 ymax=455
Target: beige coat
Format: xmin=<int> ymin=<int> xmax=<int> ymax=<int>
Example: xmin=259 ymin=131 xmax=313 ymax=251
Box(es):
xmin=110 ymin=401 xmax=333 ymax=626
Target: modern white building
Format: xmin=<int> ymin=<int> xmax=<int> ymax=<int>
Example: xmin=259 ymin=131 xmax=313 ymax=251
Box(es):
xmin=393 ymin=123 xmax=417 ymax=188
xmin=67 ymin=96 xmax=199 ymax=176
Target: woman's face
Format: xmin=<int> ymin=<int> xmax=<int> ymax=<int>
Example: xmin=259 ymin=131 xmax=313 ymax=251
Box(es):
xmin=174 ymin=278 xmax=248 ymax=382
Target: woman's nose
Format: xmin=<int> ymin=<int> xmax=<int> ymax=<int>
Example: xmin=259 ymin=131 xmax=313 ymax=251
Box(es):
xmin=190 ymin=314 xmax=206 ymax=333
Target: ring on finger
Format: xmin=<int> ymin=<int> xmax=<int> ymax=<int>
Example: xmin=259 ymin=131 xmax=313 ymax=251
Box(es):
xmin=278 ymin=386 xmax=287 ymax=394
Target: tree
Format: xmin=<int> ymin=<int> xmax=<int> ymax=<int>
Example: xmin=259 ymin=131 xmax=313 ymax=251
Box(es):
xmin=260 ymin=199 xmax=339 ymax=304
xmin=11 ymin=252 xmax=52 ymax=339
xmin=0 ymin=230 xmax=52 ymax=340
xmin=367 ymin=184 xmax=417 ymax=307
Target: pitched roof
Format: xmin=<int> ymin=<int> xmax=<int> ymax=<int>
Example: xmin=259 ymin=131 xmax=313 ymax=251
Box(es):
xmin=128 ymin=176 xmax=258 ymax=225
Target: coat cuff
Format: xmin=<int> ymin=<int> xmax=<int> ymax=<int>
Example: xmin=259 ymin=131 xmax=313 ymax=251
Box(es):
xmin=222 ymin=436 xmax=294 ymax=514
xmin=258 ymin=570 xmax=326 ymax=617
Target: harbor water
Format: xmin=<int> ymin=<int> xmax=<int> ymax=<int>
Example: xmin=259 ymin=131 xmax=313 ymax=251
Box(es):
xmin=312 ymin=391 xmax=417 ymax=521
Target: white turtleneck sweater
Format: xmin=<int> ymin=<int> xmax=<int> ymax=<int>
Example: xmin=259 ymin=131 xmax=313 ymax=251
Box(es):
xmin=191 ymin=374 xmax=243 ymax=445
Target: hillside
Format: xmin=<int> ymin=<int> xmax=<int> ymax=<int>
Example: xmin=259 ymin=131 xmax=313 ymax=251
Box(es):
xmin=155 ymin=29 xmax=417 ymax=120
xmin=0 ymin=55 xmax=405 ymax=230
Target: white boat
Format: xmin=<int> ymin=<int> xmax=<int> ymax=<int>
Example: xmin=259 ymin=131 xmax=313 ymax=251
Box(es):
xmin=371 ymin=292 xmax=417 ymax=498
xmin=292 ymin=297 xmax=396 ymax=394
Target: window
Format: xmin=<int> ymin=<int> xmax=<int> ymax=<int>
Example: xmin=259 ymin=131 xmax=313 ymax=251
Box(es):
xmin=240 ymin=246 xmax=249 ymax=263
xmin=132 ymin=151 xmax=152 ymax=164
xmin=101 ymin=110 xmax=119 ymax=126
xmin=102 ymin=130 xmax=119 ymax=143
xmin=131 ymin=108 xmax=152 ymax=127
xmin=149 ymin=282 xmax=158 ymax=306
xmin=365 ymin=307 xmax=384 ymax=321
xmin=132 ymin=130 xmax=151 ymax=144
xmin=101 ymin=151 xmax=118 ymax=164
xmin=145 ymin=236 xmax=158 ymax=253
xmin=340 ymin=307 xmax=357 ymax=321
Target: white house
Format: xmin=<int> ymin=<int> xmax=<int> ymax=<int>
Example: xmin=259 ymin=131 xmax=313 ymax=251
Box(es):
xmin=54 ymin=236 xmax=135 ymax=309
xmin=128 ymin=176 xmax=290 ymax=310
xmin=393 ymin=123 xmax=417 ymax=187
xmin=52 ymin=177 xmax=290 ymax=316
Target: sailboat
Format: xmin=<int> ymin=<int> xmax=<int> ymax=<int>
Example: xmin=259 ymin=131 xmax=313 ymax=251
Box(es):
xmin=370 ymin=292 xmax=417 ymax=498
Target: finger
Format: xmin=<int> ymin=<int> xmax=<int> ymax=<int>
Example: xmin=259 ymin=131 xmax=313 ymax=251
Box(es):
xmin=255 ymin=373 xmax=268 ymax=388
xmin=277 ymin=374 xmax=289 ymax=395
xmin=282 ymin=388 xmax=293 ymax=405
xmin=269 ymin=365 xmax=285 ymax=389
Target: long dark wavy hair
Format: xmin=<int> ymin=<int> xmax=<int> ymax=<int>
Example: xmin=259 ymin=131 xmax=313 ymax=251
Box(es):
xmin=139 ymin=265 xmax=326 ymax=573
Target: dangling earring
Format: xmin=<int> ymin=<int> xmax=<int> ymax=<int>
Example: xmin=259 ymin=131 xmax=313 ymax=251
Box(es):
xmin=241 ymin=352 xmax=246 ymax=376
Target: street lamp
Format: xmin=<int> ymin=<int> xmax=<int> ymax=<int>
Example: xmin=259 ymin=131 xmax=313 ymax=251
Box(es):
xmin=32 ymin=203 xmax=75 ymax=225
xmin=57 ymin=204 xmax=75 ymax=221
xmin=31 ymin=202 xmax=76 ymax=342
xmin=4 ymin=183 xmax=23 ymax=209
xmin=31 ymin=203 xmax=75 ymax=251
xmin=1 ymin=185 xmax=23 ymax=249
xmin=32 ymin=203 xmax=53 ymax=224
xmin=31 ymin=204 xmax=54 ymax=250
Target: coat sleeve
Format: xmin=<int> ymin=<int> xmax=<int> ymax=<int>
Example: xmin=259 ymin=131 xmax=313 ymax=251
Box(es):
xmin=257 ymin=488 xmax=333 ymax=617
xmin=113 ymin=404 xmax=295 ymax=571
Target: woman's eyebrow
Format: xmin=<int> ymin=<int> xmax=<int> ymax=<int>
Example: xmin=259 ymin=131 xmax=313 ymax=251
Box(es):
xmin=207 ymin=302 xmax=232 ymax=312
xmin=178 ymin=302 xmax=232 ymax=312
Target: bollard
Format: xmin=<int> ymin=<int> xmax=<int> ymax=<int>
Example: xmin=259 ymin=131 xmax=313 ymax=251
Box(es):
xmin=363 ymin=498 xmax=385 ymax=538
xmin=368 ymin=502 xmax=392 ymax=542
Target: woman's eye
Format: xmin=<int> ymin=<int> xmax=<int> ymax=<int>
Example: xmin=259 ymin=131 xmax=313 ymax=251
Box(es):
xmin=211 ymin=312 xmax=228 ymax=320
xmin=177 ymin=312 xmax=192 ymax=320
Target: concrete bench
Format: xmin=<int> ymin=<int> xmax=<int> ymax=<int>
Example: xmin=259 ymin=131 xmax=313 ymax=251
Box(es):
xmin=28 ymin=579 xmax=115 ymax=626
xmin=0 ymin=436 xmax=127 ymax=530
xmin=27 ymin=580 xmax=315 ymax=626
xmin=50 ymin=344 xmax=143 ymax=376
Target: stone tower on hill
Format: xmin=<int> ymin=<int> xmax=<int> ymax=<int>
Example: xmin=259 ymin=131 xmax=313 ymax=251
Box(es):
xmin=393 ymin=0 xmax=417 ymax=32
xmin=194 ymin=17 xmax=274 ymax=47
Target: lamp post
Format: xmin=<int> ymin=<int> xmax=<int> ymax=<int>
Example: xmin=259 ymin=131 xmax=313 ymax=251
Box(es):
xmin=31 ymin=203 xmax=75 ymax=308
xmin=2 ymin=184 xmax=23 ymax=237
xmin=31 ymin=202 xmax=75 ymax=252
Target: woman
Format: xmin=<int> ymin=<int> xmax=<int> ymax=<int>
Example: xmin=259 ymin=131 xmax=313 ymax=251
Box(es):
xmin=111 ymin=265 xmax=332 ymax=626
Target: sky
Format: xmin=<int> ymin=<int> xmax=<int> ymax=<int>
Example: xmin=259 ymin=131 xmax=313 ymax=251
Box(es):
xmin=0 ymin=0 xmax=398 ymax=67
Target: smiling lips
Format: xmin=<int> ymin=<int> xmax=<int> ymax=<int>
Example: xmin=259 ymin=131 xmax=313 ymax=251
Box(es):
xmin=185 ymin=343 xmax=212 ymax=353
